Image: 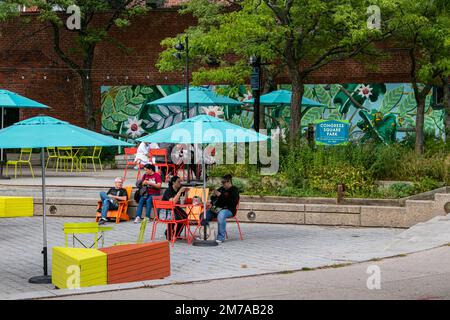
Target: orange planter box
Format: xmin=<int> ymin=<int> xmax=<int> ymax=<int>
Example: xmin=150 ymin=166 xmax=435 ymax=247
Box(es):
xmin=99 ymin=241 xmax=170 ymax=284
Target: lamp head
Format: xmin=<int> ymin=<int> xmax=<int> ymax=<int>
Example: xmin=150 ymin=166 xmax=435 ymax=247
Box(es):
xmin=175 ymin=42 xmax=185 ymax=51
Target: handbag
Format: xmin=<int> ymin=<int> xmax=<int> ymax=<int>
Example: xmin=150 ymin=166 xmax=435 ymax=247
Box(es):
xmin=133 ymin=185 xmax=148 ymax=202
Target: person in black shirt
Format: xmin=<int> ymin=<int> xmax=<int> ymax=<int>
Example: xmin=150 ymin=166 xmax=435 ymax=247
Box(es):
xmin=98 ymin=177 xmax=128 ymax=225
xmin=201 ymin=174 xmax=239 ymax=243
xmin=162 ymin=175 xmax=189 ymax=240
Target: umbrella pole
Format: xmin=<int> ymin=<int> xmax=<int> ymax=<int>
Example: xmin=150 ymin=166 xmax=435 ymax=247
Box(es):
xmin=29 ymin=148 xmax=51 ymax=284
xmin=0 ymin=107 xmax=10 ymax=179
xmin=193 ymin=144 xmax=218 ymax=247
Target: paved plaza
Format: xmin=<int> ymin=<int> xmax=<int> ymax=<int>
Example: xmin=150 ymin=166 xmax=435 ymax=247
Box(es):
xmin=1 ymin=213 xmax=450 ymax=300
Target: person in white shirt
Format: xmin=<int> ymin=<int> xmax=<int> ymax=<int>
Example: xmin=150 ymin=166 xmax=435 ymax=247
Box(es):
xmin=134 ymin=142 xmax=159 ymax=169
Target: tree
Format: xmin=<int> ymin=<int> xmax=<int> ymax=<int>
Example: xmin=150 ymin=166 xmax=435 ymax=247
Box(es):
xmin=1 ymin=0 xmax=147 ymax=130
xmin=157 ymin=0 xmax=391 ymax=142
xmin=386 ymin=0 xmax=450 ymax=153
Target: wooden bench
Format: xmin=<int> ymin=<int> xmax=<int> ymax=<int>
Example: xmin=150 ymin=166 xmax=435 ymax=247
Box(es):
xmin=52 ymin=247 xmax=107 ymax=289
xmin=99 ymin=241 xmax=170 ymax=284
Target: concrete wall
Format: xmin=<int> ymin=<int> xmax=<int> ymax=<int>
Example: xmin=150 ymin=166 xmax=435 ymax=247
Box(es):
xmin=32 ymin=191 xmax=450 ymax=228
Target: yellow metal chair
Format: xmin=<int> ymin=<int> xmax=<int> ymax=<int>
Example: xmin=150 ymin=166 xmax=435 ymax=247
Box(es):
xmin=45 ymin=147 xmax=58 ymax=169
xmin=57 ymin=147 xmax=78 ymax=172
xmin=5 ymin=148 xmax=35 ymax=178
xmin=79 ymin=146 xmax=103 ymax=172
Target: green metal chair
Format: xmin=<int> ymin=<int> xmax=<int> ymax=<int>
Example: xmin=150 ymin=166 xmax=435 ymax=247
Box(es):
xmin=79 ymin=146 xmax=103 ymax=172
xmin=113 ymin=217 xmax=148 ymax=246
xmin=5 ymin=148 xmax=35 ymax=178
xmin=63 ymin=222 xmax=113 ymax=249
xmin=45 ymin=147 xmax=58 ymax=169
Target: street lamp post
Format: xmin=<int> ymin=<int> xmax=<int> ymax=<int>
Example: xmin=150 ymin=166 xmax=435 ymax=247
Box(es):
xmin=175 ymin=36 xmax=190 ymax=119
xmin=175 ymin=36 xmax=194 ymax=184
xmin=249 ymin=55 xmax=261 ymax=133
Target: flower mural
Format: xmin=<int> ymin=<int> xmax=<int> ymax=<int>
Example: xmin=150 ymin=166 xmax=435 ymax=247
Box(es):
xmin=357 ymin=84 xmax=373 ymax=98
xmin=201 ymin=106 xmax=224 ymax=118
xmin=123 ymin=117 xmax=144 ymax=138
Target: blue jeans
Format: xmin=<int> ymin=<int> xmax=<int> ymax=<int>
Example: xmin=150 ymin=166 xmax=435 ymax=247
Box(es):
xmin=99 ymin=192 xmax=118 ymax=220
xmin=136 ymin=194 xmax=156 ymax=219
xmin=203 ymin=209 xmax=233 ymax=241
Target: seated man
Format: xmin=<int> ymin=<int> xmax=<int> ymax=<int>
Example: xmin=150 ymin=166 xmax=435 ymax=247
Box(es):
xmin=201 ymin=174 xmax=239 ymax=243
xmin=134 ymin=164 xmax=162 ymax=223
xmin=98 ymin=177 xmax=128 ymax=225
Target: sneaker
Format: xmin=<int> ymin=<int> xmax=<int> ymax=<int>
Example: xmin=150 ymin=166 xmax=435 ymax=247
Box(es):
xmin=98 ymin=218 xmax=107 ymax=225
xmin=215 ymin=239 xmax=223 ymax=244
xmin=134 ymin=216 xmax=142 ymax=224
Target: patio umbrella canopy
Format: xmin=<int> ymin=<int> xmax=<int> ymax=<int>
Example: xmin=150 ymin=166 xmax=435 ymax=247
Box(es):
xmin=244 ymin=89 xmax=326 ymax=107
xmin=148 ymin=86 xmax=243 ymax=107
xmin=0 ymin=90 xmax=50 ymax=109
xmin=0 ymin=90 xmax=50 ymax=178
xmin=0 ymin=116 xmax=133 ymax=284
xmin=138 ymin=114 xmax=268 ymax=246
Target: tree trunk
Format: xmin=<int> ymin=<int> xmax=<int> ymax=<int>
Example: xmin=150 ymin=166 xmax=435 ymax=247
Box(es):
xmin=444 ymin=80 xmax=450 ymax=143
xmin=289 ymin=72 xmax=304 ymax=143
xmin=81 ymin=71 xmax=96 ymax=130
xmin=415 ymin=95 xmax=426 ymax=155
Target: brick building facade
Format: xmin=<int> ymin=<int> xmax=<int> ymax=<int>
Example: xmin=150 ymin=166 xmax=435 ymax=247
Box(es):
xmin=0 ymin=9 xmax=412 ymax=130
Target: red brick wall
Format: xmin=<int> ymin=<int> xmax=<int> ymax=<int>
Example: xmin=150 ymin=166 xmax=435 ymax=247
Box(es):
xmin=0 ymin=10 xmax=412 ymax=130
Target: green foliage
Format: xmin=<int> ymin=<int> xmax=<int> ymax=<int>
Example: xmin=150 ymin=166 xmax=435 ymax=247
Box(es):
xmin=209 ymin=141 xmax=449 ymax=199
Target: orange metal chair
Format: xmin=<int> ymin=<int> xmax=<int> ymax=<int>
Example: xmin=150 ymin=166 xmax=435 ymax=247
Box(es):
xmin=226 ymin=202 xmax=244 ymax=240
xmin=187 ymin=187 xmax=209 ymax=236
xmin=149 ymin=149 xmax=176 ymax=182
xmin=151 ymin=198 xmax=191 ymax=246
xmin=122 ymin=147 xmax=138 ymax=181
xmin=209 ymin=201 xmax=243 ymax=241
xmin=95 ymin=185 xmax=133 ymax=224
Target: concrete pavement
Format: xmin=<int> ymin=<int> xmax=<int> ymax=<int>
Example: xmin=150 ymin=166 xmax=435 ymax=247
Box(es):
xmin=47 ymin=245 xmax=450 ymax=300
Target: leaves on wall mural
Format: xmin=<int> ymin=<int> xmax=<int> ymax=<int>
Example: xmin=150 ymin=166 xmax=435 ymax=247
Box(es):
xmin=380 ymin=86 xmax=404 ymax=114
xmin=314 ymin=85 xmax=331 ymax=107
xmin=397 ymin=93 xmax=416 ymax=116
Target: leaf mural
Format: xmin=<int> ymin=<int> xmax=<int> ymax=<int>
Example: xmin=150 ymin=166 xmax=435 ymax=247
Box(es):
xmin=164 ymin=115 xmax=174 ymax=128
xmin=168 ymin=105 xmax=182 ymax=114
xmin=149 ymin=113 xmax=163 ymax=122
xmin=102 ymin=95 xmax=114 ymax=118
xmin=129 ymin=95 xmax=145 ymax=105
xmin=380 ymin=86 xmax=404 ymax=114
xmin=115 ymin=89 xmax=127 ymax=113
xmin=126 ymin=87 xmax=133 ymax=101
xmin=397 ymin=93 xmax=416 ymax=116
xmin=123 ymin=104 xmax=140 ymax=116
xmin=329 ymin=84 xmax=340 ymax=99
xmin=301 ymin=108 xmax=322 ymax=126
xmin=314 ymin=85 xmax=331 ymax=107
xmin=303 ymin=86 xmax=315 ymax=100
xmin=140 ymin=87 xmax=153 ymax=95
xmin=159 ymin=105 xmax=170 ymax=117
xmin=174 ymin=112 xmax=183 ymax=124
xmin=424 ymin=116 xmax=436 ymax=135
xmin=111 ymin=112 xmax=129 ymax=122
xmin=102 ymin=118 xmax=117 ymax=131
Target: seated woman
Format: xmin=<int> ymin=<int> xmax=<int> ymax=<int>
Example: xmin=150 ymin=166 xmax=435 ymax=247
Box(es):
xmin=161 ymin=175 xmax=189 ymax=240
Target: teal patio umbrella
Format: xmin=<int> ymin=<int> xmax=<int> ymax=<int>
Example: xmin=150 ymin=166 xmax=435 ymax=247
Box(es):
xmin=0 ymin=116 xmax=133 ymax=283
xmin=0 ymin=90 xmax=50 ymax=178
xmin=138 ymin=114 xmax=268 ymax=246
xmin=243 ymin=89 xmax=326 ymax=107
xmin=148 ymin=86 xmax=242 ymax=117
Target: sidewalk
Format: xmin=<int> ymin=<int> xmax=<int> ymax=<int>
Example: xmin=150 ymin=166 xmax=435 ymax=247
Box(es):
xmin=48 ymin=245 xmax=450 ymax=300
xmin=2 ymin=213 xmax=450 ymax=300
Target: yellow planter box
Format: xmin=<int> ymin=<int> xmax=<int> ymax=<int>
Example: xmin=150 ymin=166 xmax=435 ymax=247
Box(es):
xmin=0 ymin=197 xmax=33 ymax=217
xmin=52 ymin=247 xmax=107 ymax=289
